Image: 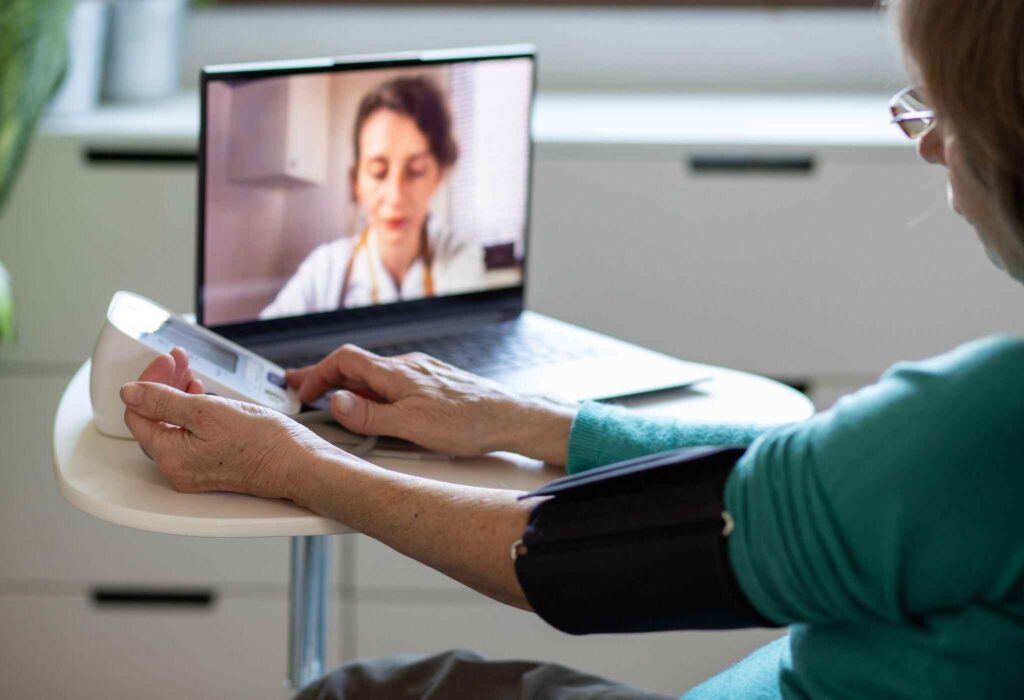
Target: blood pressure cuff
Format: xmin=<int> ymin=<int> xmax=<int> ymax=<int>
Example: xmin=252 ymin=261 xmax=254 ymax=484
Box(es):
xmin=513 ymin=446 xmax=778 ymax=635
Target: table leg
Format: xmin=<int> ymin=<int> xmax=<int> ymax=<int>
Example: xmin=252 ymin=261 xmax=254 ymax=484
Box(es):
xmin=287 ymin=535 xmax=329 ymax=691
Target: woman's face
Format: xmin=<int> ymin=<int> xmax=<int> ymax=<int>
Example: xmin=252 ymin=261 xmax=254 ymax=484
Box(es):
xmin=353 ymin=109 xmax=445 ymax=247
xmin=917 ymin=118 xmax=1024 ymax=280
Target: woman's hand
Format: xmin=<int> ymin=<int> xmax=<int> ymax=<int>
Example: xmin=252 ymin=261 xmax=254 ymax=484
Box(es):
xmin=286 ymin=345 xmax=578 ymax=465
xmin=122 ymin=348 xmax=331 ymax=499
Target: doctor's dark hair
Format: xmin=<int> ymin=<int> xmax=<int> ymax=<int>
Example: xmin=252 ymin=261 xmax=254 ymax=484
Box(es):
xmin=896 ymin=0 xmax=1024 ymax=239
xmin=351 ymin=76 xmax=459 ymax=170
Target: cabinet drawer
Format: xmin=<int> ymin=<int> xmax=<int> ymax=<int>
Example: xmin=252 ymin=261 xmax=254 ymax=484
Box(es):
xmin=0 ymin=372 xmax=335 ymax=586
xmin=355 ymin=599 xmax=784 ymax=697
xmin=0 ymin=590 xmax=342 ymax=700
xmin=352 ymin=537 xmax=475 ymax=595
xmin=529 ymin=146 xmax=1024 ymax=376
xmin=0 ymin=137 xmax=196 ymax=365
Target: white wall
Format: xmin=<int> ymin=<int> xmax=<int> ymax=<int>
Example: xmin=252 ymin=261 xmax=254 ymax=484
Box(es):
xmin=184 ymin=6 xmax=908 ymax=94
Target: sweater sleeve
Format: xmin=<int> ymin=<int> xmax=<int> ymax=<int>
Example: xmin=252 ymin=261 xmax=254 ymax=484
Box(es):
xmin=566 ymin=401 xmax=771 ymax=474
xmin=725 ymin=336 xmax=1024 ymax=625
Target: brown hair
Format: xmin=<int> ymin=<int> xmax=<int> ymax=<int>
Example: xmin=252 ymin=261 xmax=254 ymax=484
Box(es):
xmin=351 ymin=76 xmax=459 ymax=170
xmin=896 ymin=0 xmax=1024 ymax=237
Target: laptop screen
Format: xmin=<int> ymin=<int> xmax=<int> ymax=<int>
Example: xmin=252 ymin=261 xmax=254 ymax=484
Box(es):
xmin=199 ymin=49 xmax=534 ymax=329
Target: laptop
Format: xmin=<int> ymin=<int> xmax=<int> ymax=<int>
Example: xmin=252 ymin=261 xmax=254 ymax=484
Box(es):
xmin=196 ymin=45 xmax=707 ymax=403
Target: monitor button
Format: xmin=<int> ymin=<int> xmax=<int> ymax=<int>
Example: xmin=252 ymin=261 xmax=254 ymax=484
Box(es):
xmin=266 ymin=371 xmax=287 ymax=388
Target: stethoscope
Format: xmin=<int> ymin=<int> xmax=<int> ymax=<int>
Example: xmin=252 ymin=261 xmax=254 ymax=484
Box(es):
xmin=339 ymin=225 xmax=435 ymax=307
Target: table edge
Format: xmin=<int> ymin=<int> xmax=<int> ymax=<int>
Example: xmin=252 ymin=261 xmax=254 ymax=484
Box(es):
xmin=52 ymin=363 xmax=354 ymax=538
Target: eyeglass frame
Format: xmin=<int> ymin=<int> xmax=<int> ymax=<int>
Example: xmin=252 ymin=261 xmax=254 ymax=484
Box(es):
xmin=889 ymin=86 xmax=937 ymax=140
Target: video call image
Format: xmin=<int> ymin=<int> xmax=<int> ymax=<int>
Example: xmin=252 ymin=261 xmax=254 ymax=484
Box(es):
xmin=203 ymin=57 xmax=533 ymax=326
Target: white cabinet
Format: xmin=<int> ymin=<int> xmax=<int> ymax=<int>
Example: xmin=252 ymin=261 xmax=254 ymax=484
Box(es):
xmin=0 ymin=368 xmax=347 ymax=696
xmin=0 ymin=373 xmax=300 ymax=586
xmin=0 ymin=591 xmax=342 ymax=699
xmin=528 ymin=143 xmax=1024 ymax=378
xmin=353 ymin=537 xmax=463 ymax=594
xmin=0 ymin=137 xmax=196 ymax=366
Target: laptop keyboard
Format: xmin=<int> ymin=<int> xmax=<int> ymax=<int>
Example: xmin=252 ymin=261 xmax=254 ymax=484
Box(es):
xmin=284 ymin=320 xmax=603 ymax=375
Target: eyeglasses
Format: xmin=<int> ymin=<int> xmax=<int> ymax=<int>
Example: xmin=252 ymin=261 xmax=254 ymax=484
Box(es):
xmin=889 ymin=86 xmax=936 ymax=140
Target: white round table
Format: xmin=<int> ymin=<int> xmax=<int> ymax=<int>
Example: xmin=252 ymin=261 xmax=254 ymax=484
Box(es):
xmin=53 ymin=360 xmax=813 ymax=688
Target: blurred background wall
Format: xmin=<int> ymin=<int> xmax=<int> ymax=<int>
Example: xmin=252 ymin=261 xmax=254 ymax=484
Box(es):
xmin=183 ymin=5 xmax=907 ymax=94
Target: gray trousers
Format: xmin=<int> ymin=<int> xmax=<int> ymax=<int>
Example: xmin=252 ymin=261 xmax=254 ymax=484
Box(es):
xmin=294 ymin=649 xmax=674 ymax=700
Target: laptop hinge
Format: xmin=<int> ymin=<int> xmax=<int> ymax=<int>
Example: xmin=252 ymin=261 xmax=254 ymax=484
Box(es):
xmin=253 ymin=305 xmax=521 ymax=362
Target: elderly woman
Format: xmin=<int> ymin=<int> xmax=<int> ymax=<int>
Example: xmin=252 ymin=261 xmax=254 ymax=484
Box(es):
xmin=260 ymin=75 xmax=485 ymax=319
xmin=121 ymin=0 xmax=1024 ymax=697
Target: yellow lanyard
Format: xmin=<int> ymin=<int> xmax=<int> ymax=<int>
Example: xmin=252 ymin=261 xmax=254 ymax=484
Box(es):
xmin=342 ymin=227 xmax=434 ymax=307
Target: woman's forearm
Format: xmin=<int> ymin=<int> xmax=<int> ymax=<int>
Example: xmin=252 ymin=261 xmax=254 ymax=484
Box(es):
xmin=496 ymin=396 xmax=577 ymax=466
xmin=290 ymin=449 xmax=536 ymax=610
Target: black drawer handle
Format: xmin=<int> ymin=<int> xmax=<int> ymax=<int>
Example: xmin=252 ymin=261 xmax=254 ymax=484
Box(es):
xmin=84 ymin=148 xmax=197 ymax=166
xmin=688 ymin=155 xmax=816 ymax=175
xmin=768 ymin=377 xmax=813 ymax=397
xmin=90 ymin=586 xmax=216 ymax=609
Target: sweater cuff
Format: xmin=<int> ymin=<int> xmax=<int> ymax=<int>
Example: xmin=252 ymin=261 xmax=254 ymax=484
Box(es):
xmin=566 ymin=400 xmax=773 ymax=476
xmin=565 ymin=402 xmax=617 ymax=474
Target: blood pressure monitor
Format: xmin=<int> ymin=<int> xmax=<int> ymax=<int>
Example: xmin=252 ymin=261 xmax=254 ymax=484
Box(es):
xmin=91 ymin=291 xmax=301 ymax=438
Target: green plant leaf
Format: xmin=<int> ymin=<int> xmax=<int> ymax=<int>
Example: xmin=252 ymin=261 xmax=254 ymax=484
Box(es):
xmin=0 ymin=0 xmax=74 ymax=344
xmin=1 ymin=0 xmax=73 ymax=213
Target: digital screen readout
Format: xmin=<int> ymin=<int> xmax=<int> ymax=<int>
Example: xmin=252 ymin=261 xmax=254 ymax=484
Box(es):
xmin=142 ymin=317 xmax=239 ymax=373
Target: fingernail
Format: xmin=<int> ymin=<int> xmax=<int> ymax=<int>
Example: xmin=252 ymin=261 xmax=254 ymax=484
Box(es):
xmin=121 ymin=383 xmax=143 ymax=406
xmin=332 ymin=391 xmax=355 ymax=415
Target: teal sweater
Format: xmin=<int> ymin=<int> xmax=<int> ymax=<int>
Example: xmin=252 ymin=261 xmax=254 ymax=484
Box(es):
xmin=565 ymin=336 xmax=1024 ymax=700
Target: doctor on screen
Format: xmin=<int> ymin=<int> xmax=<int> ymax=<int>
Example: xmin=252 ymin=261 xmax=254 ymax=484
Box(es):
xmin=261 ymin=77 xmax=485 ymax=319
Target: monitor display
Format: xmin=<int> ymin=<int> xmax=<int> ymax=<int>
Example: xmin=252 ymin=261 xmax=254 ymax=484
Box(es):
xmin=142 ymin=317 xmax=239 ymax=373
xmin=201 ymin=56 xmax=533 ymax=326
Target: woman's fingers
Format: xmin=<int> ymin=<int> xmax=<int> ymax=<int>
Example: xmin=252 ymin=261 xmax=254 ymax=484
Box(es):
xmin=123 ymin=408 xmax=190 ymax=461
xmin=138 ymin=352 xmax=177 ymax=385
xmin=169 ymin=347 xmax=191 ymax=386
xmin=138 ymin=348 xmax=196 ymax=393
xmin=122 ymin=377 xmax=196 ymax=461
xmin=284 ymin=367 xmax=310 ymax=389
xmin=287 ymin=365 xmax=367 ymax=392
xmin=297 ymin=345 xmax=405 ymax=404
xmin=329 ymin=390 xmax=401 ymax=437
xmin=121 ymin=381 xmax=204 ymax=431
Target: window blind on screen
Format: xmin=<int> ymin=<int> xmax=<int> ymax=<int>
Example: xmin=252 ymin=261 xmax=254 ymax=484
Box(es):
xmin=448 ymin=60 xmax=531 ymax=260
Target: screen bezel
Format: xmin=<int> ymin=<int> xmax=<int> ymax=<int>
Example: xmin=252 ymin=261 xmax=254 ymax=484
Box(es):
xmin=196 ymin=46 xmax=537 ymax=344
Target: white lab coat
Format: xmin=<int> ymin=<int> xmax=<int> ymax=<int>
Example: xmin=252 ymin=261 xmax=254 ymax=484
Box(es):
xmin=260 ymin=222 xmax=485 ymax=319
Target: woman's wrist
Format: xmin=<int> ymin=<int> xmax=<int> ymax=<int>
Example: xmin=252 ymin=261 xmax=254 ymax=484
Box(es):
xmin=285 ymin=445 xmax=368 ymax=514
xmin=495 ymin=396 xmax=578 ymax=466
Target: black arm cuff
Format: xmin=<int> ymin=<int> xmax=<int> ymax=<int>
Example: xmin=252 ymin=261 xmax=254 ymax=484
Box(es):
xmin=513 ymin=446 xmax=778 ymax=635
